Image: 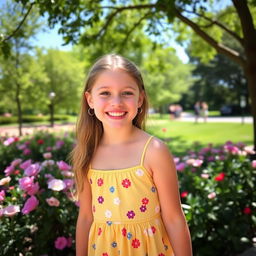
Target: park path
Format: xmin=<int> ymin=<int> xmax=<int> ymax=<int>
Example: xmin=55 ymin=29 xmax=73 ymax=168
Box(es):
xmin=0 ymin=114 xmax=253 ymax=138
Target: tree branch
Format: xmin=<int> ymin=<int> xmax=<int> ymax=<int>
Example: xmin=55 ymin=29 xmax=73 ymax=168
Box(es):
xmin=174 ymin=9 xmax=246 ymax=67
xmin=119 ymin=11 xmax=152 ymax=49
xmin=95 ymin=4 xmax=157 ymax=39
xmin=232 ymin=0 xmax=256 ymax=45
xmin=183 ymin=8 xmax=244 ymax=46
xmin=1 ymin=2 xmax=35 ymax=43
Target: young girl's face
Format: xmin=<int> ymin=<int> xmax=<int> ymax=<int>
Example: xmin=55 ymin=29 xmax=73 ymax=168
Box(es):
xmin=85 ymin=69 xmax=144 ymax=129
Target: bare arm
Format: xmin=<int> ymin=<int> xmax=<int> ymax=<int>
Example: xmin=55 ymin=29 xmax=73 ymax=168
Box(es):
xmin=147 ymin=138 xmax=193 ymax=256
xmin=76 ymin=177 xmax=93 ymax=256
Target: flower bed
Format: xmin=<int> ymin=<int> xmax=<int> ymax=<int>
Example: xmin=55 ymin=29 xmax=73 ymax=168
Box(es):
xmin=0 ymin=131 xmax=255 ymax=256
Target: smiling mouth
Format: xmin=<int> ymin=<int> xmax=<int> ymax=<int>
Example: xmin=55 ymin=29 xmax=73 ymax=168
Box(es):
xmin=106 ymin=112 xmax=127 ymax=117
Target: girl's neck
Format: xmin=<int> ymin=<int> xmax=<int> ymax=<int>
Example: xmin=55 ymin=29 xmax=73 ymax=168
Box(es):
xmin=101 ymin=125 xmax=138 ymax=146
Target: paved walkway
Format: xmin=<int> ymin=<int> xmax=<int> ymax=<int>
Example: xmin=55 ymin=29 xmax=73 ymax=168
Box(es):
xmin=0 ymin=114 xmax=253 ymax=138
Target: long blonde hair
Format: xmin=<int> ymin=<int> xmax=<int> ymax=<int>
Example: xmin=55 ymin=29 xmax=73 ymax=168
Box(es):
xmin=68 ymin=54 xmax=149 ymax=198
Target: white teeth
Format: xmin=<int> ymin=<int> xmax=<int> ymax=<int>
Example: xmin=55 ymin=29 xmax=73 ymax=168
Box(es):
xmin=108 ymin=112 xmax=126 ymax=117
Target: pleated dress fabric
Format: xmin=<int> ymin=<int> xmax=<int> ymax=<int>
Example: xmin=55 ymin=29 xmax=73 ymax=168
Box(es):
xmin=87 ymin=136 xmax=174 ymax=256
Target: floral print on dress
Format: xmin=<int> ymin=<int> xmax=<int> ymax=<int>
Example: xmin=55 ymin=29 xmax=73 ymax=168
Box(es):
xmin=127 ymin=210 xmax=135 ymax=219
xmin=122 ymin=178 xmax=131 ymax=188
xmin=87 ymin=136 xmax=174 ymax=256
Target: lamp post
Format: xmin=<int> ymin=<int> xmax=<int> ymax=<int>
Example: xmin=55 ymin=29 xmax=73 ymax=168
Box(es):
xmin=240 ymin=95 xmax=246 ymax=125
xmin=49 ymin=91 xmax=56 ymax=127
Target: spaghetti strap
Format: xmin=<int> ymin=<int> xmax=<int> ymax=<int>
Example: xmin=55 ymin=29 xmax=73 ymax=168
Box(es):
xmin=140 ymin=135 xmax=154 ymax=166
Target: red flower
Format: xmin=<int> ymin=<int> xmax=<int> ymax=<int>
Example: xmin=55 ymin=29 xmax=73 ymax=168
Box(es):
xmin=37 ymin=139 xmax=44 ymax=144
xmin=122 ymin=228 xmax=127 ymax=236
xmin=181 ymin=191 xmax=188 ymax=198
xmin=98 ymin=227 xmax=102 ymax=235
xmin=97 ymin=178 xmax=104 ymax=186
xmin=132 ymin=238 xmax=140 ymax=248
xmin=142 ymin=198 xmax=149 ymax=205
xmin=162 ymin=128 xmax=167 ymax=132
xmin=122 ymin=178 xmax=131 ymax=188
xmin=243 ymin=207 xmax=252 ymax=215
xmin=14 ymin=170 xmax=20 ymax=175
xmin=102 ymin=253 xmax=108 ymax=256
xmin=159 ymin=254 xmax=165 ymax=256
xmin=151 ymin=226 xmax=156 ymax=234
xmin=215 ymin=172 xmax=225 ymax=181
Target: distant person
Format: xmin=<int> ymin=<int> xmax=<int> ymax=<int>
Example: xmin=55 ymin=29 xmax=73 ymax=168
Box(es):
xmin=201 ymin=102 xmax=209 ymax=123
xmin=174 ymin=104 xmax=183 ymax=118
xmin=169 ymin=104 xmax=176 ymax=120
xmin=194 ymin=101 xmax=201 ymax=123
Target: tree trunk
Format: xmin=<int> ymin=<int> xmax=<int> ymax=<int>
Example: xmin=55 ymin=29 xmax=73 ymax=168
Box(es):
xmin=15 ymin=82 xmax=23 ymax=137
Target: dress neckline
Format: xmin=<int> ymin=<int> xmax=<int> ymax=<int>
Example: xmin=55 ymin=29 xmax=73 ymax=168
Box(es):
xmin=88 ymin=164 xmax=152 ymax=176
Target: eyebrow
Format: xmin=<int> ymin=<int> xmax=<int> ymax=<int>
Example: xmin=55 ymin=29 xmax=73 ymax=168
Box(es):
xmin=96 ymin=86 xmax=136 ymax=91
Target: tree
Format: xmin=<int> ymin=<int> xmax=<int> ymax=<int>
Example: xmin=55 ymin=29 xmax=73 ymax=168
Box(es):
xmin=4 ymin=0 xmax=256 ymax=150
xmin=0 ymin=1 xmax=42 ymax=136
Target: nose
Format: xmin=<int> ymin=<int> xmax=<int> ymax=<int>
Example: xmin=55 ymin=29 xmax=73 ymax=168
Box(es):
xmin=111 ymin=95 xmax=122 ymax=106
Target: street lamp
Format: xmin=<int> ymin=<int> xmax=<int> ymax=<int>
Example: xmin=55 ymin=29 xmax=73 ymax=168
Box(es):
xmin=49 ymin=91 xmax=56 ymax=127
xmin=240 ymin=95 xmax=246 ymax=125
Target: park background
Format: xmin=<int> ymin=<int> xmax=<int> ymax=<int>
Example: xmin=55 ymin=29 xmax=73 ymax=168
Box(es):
xmin=0 ymin=0 xmax=255 ymax=255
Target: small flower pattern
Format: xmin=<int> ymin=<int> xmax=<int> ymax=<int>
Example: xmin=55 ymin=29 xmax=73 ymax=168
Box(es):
xmin=122 ymin=178 xmax=131 ymax=188
xmin=87 ymin=141 xmax=173 ymax=256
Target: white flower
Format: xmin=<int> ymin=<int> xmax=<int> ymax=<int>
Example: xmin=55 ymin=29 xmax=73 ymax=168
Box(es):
xmin=48 ymin=179 xmax=66 ymax=191
xmin=105 ymin=210 xmax=112 ymax=218
xmin=147 ymin=228 xmax=154 ymax=236
xmin=155 ymin=205 xmax=160 ymax=213
xmin=135 ymin=169 xmax=144 ymax=176
xmin=113 ymin=197 xmax=121 ymax=205
xmin=0 ymin=176 xmax=11 ymax=186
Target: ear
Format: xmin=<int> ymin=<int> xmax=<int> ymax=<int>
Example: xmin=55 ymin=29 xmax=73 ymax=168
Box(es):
xmin=84 ymin=91 xmax=94 ymax=108
xmin=138 ymin=91 xmax=145 ymax=108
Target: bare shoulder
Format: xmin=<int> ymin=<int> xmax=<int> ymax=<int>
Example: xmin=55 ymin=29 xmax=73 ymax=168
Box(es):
xmin=145 ymin=136 xmax=175 ymax=175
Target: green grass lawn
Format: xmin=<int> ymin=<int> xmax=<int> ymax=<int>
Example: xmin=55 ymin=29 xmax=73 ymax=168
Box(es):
xmin=146 ymin=117 xmax=253 ymax=155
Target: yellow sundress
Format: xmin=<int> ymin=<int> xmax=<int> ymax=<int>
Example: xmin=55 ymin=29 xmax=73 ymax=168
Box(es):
xmin=87 ymin=136 xmax=174 ymax=256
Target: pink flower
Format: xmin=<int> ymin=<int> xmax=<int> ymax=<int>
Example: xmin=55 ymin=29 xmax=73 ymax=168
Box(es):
xmin=27 ymin=182 xmax=40 ymax=196
xmin=22 ymin=195 xmax=39 ymax=214
xmin=162 ymin=128 xmax=167 ymax=132
xmin=56 ymin=140 xmax=65 ymax=149
xmin=19 ymin=176 xmax=34 ymax=191
xmin=176 ymin=162 xmax=186 ymax=172
xmin=4 ymin=165 xmax=15 ymax=176
xmin=3 ymin=205 xmax=20 ymax=217
xmin=0 ymin=190 xmax=5 ymax=202
xmin=46 ymin=197 xmax=60 ymax=207
xmin=67 ymin=237 xmax=72 ymax=247
xmin=252 ymin=160 xmax=256 ymax=168
xmin=57 ymin=160 xmax=71 ymax=171
xmin=201 ymin=173 xmax=209 ymax=179
xmin=24 ymin=163 xmax=41 ymax=176
xmin=23 ymin=148 xmax=31 ymax=155
xmin=208 ymin=192 xmax=216 ymax=199
xmin=192 ymin=159 xmax=203 ymax=167
xmin=3 ymin=137 xmax=15 ymax=146
xmin=48 ymin=179 xmax=66 ymax=191
xmin=20 ymin=159 xmax=32 ymax=170
xmin=97 ymin=178 xmax=104 ymax=186
xmin=55 ymin=236 xmax=67 ymax=250
xmin=63 ymin=179 xmax=74 ymax=190
xmin=11 ymin=158 xmax=22 ymax=167
xmin=61 ymin=171 xmax=73 ymax=177
xmin=43 ymin=152 xmax=52 ymax=159
xmin=0 ymin=176 xmax=11 ymax=186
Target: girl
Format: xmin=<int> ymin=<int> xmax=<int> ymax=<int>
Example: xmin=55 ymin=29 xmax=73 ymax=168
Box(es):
xmin=69 ymin=54 xmax=192 ymax=256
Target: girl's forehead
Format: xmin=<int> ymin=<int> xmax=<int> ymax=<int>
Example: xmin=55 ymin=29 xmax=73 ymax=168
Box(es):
xmin=92 ymin=70 xmax=139 ymax=90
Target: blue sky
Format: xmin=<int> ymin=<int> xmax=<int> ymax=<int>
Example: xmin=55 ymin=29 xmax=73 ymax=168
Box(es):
xmin=32 ymin=23 xmax=190 ymax=63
